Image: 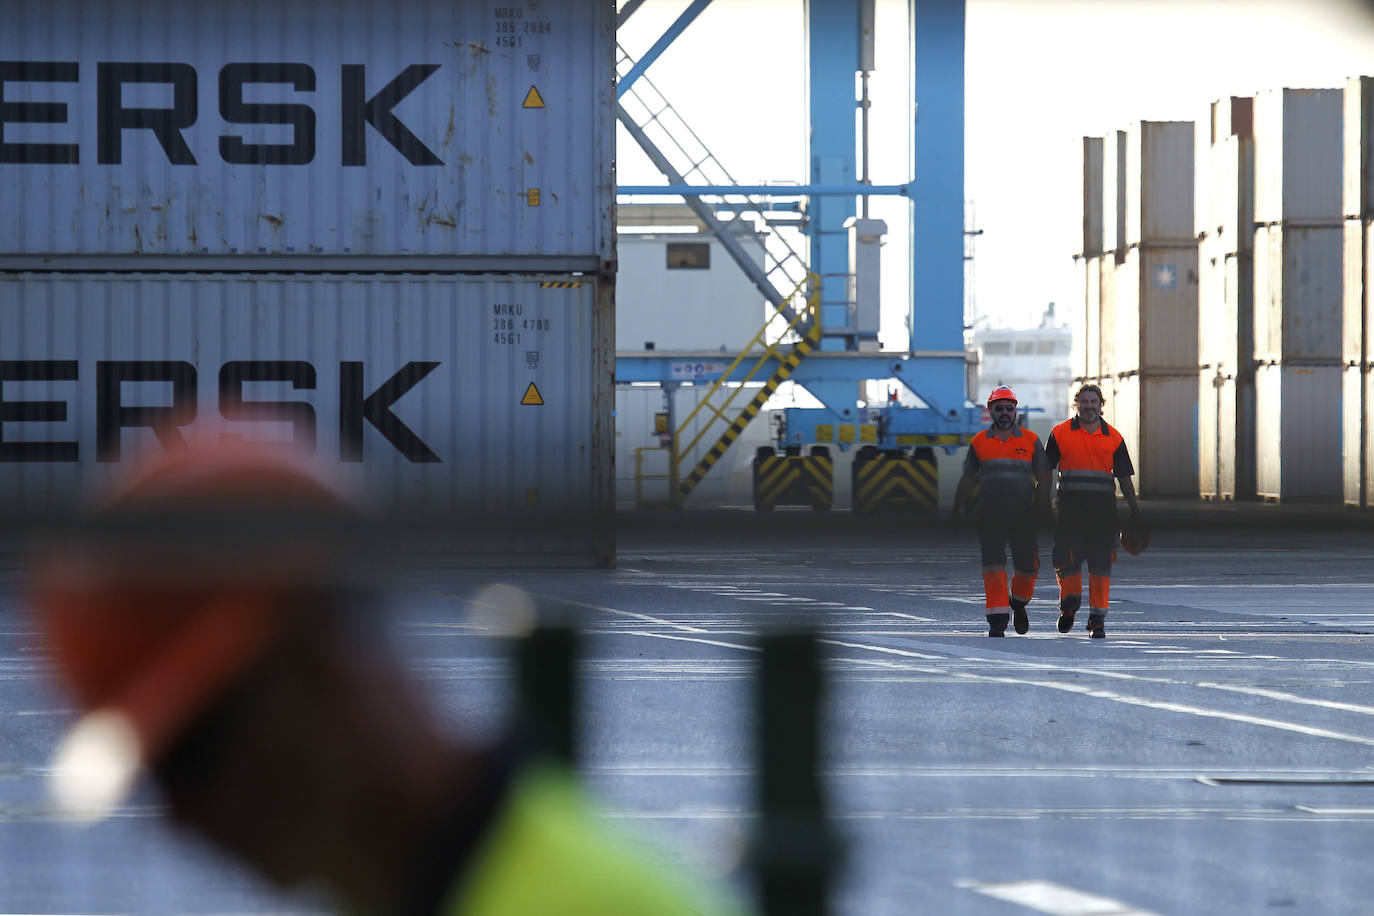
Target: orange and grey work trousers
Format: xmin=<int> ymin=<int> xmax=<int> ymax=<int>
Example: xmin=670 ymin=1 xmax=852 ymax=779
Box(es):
xmin=978 ymin=509 xmax=1039 ymax=612
xmin=1052 ymin=492 xmax=1117 ymax=616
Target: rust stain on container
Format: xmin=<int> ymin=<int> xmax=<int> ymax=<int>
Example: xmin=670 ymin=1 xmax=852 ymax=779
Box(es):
xmin=260 ymin=214 xmax=284 ymax=229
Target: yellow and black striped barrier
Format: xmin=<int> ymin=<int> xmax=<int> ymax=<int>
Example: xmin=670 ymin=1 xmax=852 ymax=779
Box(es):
xmin=852 ymin=447 xmax=938 ymax=514
xmin=753 ymin=447 xmax=833 ymax=511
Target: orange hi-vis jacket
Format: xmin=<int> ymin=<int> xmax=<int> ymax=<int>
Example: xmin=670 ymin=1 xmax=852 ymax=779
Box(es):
xmin=1045 ymin=418 xmax=1134 ymax=497
xmin=963 ymin=425 xmax=1046 ymax=511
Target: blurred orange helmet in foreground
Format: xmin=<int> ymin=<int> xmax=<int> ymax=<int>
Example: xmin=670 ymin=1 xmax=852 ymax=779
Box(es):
xmin=30 ymin=442 xmax=353 ymax=822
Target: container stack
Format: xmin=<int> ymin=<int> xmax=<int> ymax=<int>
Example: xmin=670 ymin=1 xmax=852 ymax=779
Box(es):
xmin=1252 ymin=88 xmax=1346 ymax=502
xmin=1108 ymin=121 xmax=1199 ymax=498
xmin=1197 ymin=98 xmax=1256 ymax=500
xmin=1344 ymin=77 xmax=1374 ymax=506
xmin=1073 ymin=136 xmax=1104 ymax=409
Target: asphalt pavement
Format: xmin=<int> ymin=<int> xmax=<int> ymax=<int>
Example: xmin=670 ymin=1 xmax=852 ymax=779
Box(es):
xmin=3 ymin=502 xmax=1374 ymax=914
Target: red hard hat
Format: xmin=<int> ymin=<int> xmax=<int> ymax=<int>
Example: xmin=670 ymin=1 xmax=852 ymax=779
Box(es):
xmin=987 ymin=386 xmax=1018 ymax=408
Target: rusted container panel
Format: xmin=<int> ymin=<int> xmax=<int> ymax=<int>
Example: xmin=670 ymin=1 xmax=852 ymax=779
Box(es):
xmin=0 ymin=273 xmax=613 ymax=562
xmin=1125 ymin=121 xmax=1195 ymax=247
xmin=1254 ymin=225 xmax=1345 ymax=362
xmin=0 ymin=0 xmax=614 ymax=266
xmin=1346 ymin=77 xmax=1373 ymax=220
xmin=1255 ymin=363 xmax=1343 ymax=502
xmin=1253 ymin=88 xmax=1344 ymax=226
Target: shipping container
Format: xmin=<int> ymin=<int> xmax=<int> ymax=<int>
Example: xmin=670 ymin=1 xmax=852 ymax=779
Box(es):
xmin=1195 ymin=98 xmax=1253 ymax=242
xmin=1344 ymin=219 xmax=1373 ymax=505
xmin=1112 ymin=373 xmax=1199 ymax=499
xmin=1255 ymin=363 xmax=1343 ymax=502
xmin=1085 ymin=256 xmax=1102 ymax=379
xmin=1199 ymin=241 xmax=1255 ymax=374
xmin=1113 ymin=246 xmax=1199 ymax=373
xmin=0 ymin=0 xmax=615 ymax=268
xmin=1253 ymin=88 xmax=1344 ymax=226
xmin=1346 ymin=76 xmax=1373 ymax=220
xmin=1125 ymin=121 xmax=1195 ymax=248
xmin=1254 ymin=224 xmax=1345 ymax=362
xmin=1199 ymin=371 xmax=1256 ymax=501
xmin=0 ymin=273 xmax=614 ymax=560
xmin=1099 ymin=256 xmax=1119 ymax=374
xmin=1102 ymin=130 xmax=1128 ymax=260
xmin=1203 ymin=134 xmax=1256 ymax=256
xmin=1077 ymin=136 xmax=1104 ymax=258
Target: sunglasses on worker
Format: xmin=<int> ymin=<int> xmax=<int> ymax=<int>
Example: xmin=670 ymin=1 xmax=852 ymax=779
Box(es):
xmin=989 ymin=404 xmax=1016 ymax=414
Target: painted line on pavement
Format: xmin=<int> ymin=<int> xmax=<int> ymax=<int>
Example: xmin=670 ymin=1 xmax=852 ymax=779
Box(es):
xmin=959 ymin=879 xmax=1159 ymax=915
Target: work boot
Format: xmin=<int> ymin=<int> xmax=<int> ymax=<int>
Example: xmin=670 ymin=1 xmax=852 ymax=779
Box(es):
xmin=1010 ymin=597 xmax=1029 ymax=635
xmin=1086 ymin=614 xmax=1106 ymax=639
xmin=1057 ymin=593 xmax=1080 ymax=634
xmin=987 ymin=613 xmax=1009 ymax=637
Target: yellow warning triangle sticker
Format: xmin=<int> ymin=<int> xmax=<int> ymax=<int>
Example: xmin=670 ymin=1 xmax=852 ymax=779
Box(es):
xmin=522 ymin=85 xmax=545 ymax=109
xmin=521 ymin=382 xmax=544 ymax=406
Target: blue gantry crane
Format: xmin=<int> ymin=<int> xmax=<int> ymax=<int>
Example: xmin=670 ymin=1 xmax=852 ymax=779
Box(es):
xmin=615 ymin=0 xmax=982 ymax=511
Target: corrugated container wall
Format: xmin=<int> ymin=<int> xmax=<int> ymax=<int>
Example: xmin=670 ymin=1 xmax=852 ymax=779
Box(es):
xmin=1345 ymin=76 xmax=1373 ymax=220
xmin=1102 ymin=131 xmax=1128 ymax=261
xmin=1077 ymin=137 xmax=1104 ymax=258
xmin=0 ymin=0 xmax=615 ymax=267
xmin=0 ymin=272 xmax=608 ymax=510
xmin=1085 ymin=258 xmax=1102 ymax=380
xmin=1196 ymin=97 xmax=1254 ymax=241
xmin=1113 ymin=374 xmax=1198 ymax=499
xmin=0 ymin=0 xmax=617 ymax=562
xmin=1255 ymin=364 xmax=1344 ymax=501
xmin=1099 ymin=256 xmax=1119 ymax=374
xmin=1253 ymin=88 xmax=1344 ymax=227
xmin=1125 ymin=121 xmax=1195 ymax=247
xmin=1254 ymin=225 xmax=1345 ymax=362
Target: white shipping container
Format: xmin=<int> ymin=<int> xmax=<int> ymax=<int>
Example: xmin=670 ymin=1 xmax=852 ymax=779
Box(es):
xmin=1115 ymin=246 xmax=1199 ymax=373
xmin=616 ymin=233 xmax=768 ymax=352
xmin=1077 ymin=136 xmax=1104 ymax=258
xmin=1199 ymin=371 xmax=1256 ymax=500
xmin=1113 ymin=373 xmax=1199 ymax=499
xmin=1343 ymin=219 xmax=1370 ymax=365
xmin=1253 ymin=88 xmax=1345 ymax=226
xmin=1255 ymin=363 xmax=1343 ymax=502
xmin=1200 ymin=244 xmax=1255 ymax=373
xmin=1085 ymin=257 xmax=1101 ymax=379
xmin=1125 ymin=121 xmax=1195 ymax=247
xmin=1343 ymin=366 xmax=1365 ymax=506
xmin=1102 ymin=130 xmax=1128 ymax=257
xmin=1346 ymin=76 xmax=1373 ymax=220
xmin=1099 ymin=256 xmax=1119 ymax=376
xmin=0 ymin=0 xmax=615 ymax=266
xmin=0 ymin=273 xmax=612 ymax=558
xmin=1254 ymin=224 xmax=1345 ymax=362
xmin=1205 ymin=134 xmax=1256 ymax=256
xmin=1196 ymin=97 xmax=1254 ymax=240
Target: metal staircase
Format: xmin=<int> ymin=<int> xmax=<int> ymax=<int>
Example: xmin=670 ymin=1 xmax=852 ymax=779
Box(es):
xmin=616 ymin=44 xmax=810 ymax=323
xmin=672 ymin=279 xmax=821 ymax=504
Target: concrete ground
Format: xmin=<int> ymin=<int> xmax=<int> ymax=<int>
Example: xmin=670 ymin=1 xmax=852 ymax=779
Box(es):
xmin=3 ymin=501 xmax=1374 ymax=914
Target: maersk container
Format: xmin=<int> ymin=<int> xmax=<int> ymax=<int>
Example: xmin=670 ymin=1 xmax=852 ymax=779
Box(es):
xmin=1112 ymin=373 xmax=1199 ymax=499
xmin=1113 ymin=245 xmax=1199 ymax=374
xmin=1125 ymin=121 xmax=1195 ymax=248
xmin=0 ymin=0 xmax=615 ymax=267
xmin=1253 ymin=224 xmax=1345 ymax=362
xmin=1255 ymin=363 xmax=1343 ymax=502
xmin=1346 ymin=77 xmax=1372 ymax=220
xmin=0 ymin=273 xmax=613 ymax=561
xmin=1101 ymin=130 xmax=1128 ymax=259
xmin=1076 ymin=136 xmax=1104 ymax=258
xmin=1253 ymin=88 xmax=1344 ymax=227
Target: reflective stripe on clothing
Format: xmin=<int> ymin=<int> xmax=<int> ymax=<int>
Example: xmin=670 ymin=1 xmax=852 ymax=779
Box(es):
xmin=962 ymin=426 xmax=1046 ymax=512
xmin=1045 ymin=418 xmax=1133 ymax=495
xmin=1057 ymin=469 xmax=1117 ymax=492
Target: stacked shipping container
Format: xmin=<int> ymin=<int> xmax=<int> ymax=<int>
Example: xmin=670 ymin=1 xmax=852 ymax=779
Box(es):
xmin=0 ymin=0 xmax=617 ymax=563
xmin=1197 ymin=98 xmax=1256 ymax=500
xmin=1345 ymin=77 xmax=1374 ymax=507
xmin=1252 ymin=89 xmax=1345 ymax=502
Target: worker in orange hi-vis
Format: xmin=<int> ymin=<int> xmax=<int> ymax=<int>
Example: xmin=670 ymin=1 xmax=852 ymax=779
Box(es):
xmin=952 ymin=387 xmax=1052 ymax=637
xmin=1043 ymin=384 xmax=1141 ymax=639
xmin=29 ymin=441 xmax=747 ymax=916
